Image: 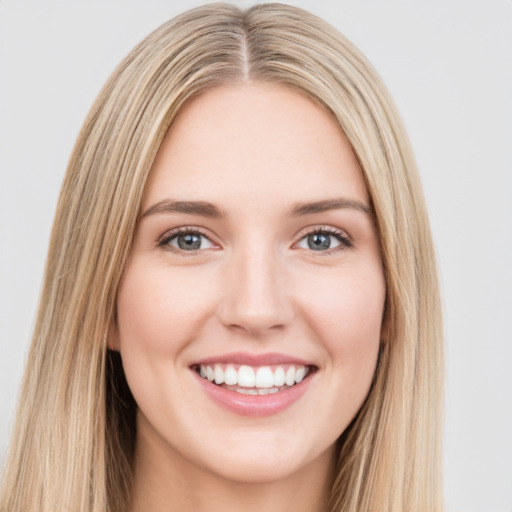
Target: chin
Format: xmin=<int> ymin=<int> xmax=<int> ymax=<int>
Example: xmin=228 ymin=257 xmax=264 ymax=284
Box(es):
xmin=201 ymin=451 xmax=315 ymax=484
xmin=187 ymin=429 xmax=336 ymax=486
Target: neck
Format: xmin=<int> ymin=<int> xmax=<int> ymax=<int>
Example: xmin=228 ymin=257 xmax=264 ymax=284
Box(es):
xmin=128 ymin=419 xmax=336 ymax=512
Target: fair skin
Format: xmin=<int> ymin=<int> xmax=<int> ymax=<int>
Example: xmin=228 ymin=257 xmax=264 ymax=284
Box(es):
xmin=115 ymin=82 xmax=386 ymax=512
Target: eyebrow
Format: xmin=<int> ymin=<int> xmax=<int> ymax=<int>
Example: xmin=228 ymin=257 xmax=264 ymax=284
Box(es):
xmin=141 ymin=200 xmax=225 ymax=219
xmin=141 ymin=199 xmax=225 ymax=219
xmin=141 ymin=197 xmax=372 ymax=220
xmin=289 ymin=198 xmax=372 ymax=216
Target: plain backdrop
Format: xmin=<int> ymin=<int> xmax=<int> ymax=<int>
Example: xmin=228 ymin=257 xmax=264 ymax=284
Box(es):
xmin=1 ymin=1 xmax=511 ymax=510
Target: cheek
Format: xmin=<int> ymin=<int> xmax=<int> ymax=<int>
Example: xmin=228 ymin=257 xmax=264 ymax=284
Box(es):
xmin=288 ymin=264 xmax=385 ymax=443
xmin=116 ymin=260 xmax=216 ymax=355
xmin=300 ymin=265 xmax=385 ymax=372
xmin=115 ymin=260 xmax=220 ymax=418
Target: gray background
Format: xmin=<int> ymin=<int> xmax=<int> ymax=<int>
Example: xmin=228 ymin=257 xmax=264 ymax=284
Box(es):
xmin=1 ymin=1 xmax=511 ymax=510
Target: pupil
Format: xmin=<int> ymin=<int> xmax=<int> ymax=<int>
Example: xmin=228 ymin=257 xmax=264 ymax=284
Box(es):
xmin=308 ymin=233 xmax=330 ymax=251
xmin=178 ymin=234 xmax=201 ymax=250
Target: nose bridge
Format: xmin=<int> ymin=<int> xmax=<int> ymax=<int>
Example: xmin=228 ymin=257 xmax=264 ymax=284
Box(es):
xmin=217 ymin=235 xmax=293 ymax=334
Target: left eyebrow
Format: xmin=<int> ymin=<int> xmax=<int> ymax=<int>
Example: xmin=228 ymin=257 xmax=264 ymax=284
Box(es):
xmin=289 ymin=198 xmax=372 ymax=216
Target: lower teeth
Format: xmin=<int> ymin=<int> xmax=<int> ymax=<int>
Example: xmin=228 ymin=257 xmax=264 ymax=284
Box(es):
xmin=220 ymin=384 xmax=291 ymax=395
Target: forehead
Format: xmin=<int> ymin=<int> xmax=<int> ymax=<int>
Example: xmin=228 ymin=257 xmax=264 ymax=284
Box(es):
xmin=143 ymin=82 xmax=369 ymax=209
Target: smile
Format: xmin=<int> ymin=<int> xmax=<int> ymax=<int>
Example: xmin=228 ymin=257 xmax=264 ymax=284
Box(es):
xmin=190 ymin=354 xmax=317 ymax=416
xmin=194 ymin=363 xmax=311 ymax=395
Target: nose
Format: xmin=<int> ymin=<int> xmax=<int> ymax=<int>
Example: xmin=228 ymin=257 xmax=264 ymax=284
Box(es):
xmin=216 ymin=244 xmax=294 ymax=335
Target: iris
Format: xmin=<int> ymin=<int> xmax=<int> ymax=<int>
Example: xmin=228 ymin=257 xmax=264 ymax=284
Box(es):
xmin=307 ymin=233 xmax=332 ymax=251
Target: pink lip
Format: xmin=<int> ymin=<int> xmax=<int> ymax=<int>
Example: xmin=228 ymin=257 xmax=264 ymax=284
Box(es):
xmin=192 ymin=370 xmax=314 ymax=417
xmin=191 ymin=351 xmax=314 ymax=367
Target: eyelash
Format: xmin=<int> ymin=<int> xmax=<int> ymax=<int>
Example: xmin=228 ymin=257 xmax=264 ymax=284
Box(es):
xmin=295 ymin=226 xmax=353 ymax=254
xmin=157 ymin=226 xmax=353 ymax=255
xmin=157 ymin=226 xmax=214 ymax=256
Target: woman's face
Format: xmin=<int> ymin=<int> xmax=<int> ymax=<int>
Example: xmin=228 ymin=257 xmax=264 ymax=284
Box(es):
xmin=116 ymin=82 xmax=386 ymax=484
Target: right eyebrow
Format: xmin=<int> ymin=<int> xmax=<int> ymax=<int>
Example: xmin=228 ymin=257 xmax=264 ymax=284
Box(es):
xmin=141 ymin=200 xmax=225 ymax=219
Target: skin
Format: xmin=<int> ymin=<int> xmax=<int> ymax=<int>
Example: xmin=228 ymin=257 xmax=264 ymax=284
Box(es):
xmin=115 ymin=82 xmax=386 ymax=512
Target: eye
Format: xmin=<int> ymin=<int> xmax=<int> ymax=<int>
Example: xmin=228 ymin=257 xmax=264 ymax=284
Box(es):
xmin=159 ymin=228 xmax=216 ymax=253
xmin=295 ymin=228 xmax=352 ymax=252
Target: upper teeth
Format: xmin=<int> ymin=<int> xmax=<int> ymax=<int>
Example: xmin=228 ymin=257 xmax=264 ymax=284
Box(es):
xmin=199 ymin=364 xmax=309 ymax=388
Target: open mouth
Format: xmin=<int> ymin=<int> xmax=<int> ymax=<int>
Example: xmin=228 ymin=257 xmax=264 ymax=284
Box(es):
xmin=191 ymin=363 xmax=316 ymax=395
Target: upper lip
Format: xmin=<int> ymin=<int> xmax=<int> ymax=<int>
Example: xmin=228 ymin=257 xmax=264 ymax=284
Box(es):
xmin=190 ymin=352 xmax=316 ymax=368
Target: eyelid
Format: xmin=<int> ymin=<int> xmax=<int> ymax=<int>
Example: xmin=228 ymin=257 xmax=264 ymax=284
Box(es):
xmin=293 ymin=225 xmax=353 ymax=252
xmin=156 ymin=224 xmax=353 ymax=256
xmin=157 ymin=226 xmax=220 ymax=254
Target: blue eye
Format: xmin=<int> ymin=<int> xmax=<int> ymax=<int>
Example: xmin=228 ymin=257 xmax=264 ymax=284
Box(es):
xmin=160 ymin=230 xmax=215 ymax=252
xmin=296 ymin=229 xmax=351 ymax=252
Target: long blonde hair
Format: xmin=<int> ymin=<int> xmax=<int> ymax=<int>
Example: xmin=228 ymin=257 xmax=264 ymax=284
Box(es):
xmin=0 ymin=3 xmax=443 ymax=511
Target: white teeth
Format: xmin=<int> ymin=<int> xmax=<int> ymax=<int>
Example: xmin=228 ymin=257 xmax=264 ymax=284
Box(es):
xmin=198 ymin=363 xmax=311 ymax=390
xmin=237 ymin=388 xmax=258 ymax=395
xmin=295 ymin=366 xmax=306 ymax=383
xmin=274 ymin=366 xmax=285 ymax=386
xmin=238 ymin=365 xmax=256 ymax=387
xmin=255 ymin=366 xmax=274 ymax=388
xmin=258 ymin=387 xmax=279 ymax=395
xmin=285 ymin=366 xmax=295 ymax=386
xmin=224 ymin=364 xmax=237 ymax=385
xmin=214 ymin=365 xmax=224 ymax=385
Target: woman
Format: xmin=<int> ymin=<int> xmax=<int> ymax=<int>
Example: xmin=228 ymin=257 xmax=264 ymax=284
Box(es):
xmin=0 ymin=3 xmax=443 ymax=511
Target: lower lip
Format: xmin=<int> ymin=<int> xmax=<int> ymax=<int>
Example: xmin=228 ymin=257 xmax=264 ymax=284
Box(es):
xmin=192 ymin=370 xmax=313 ymax=417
